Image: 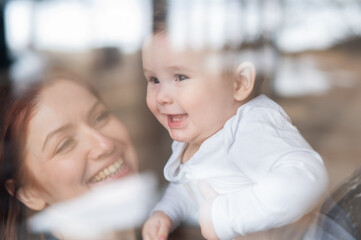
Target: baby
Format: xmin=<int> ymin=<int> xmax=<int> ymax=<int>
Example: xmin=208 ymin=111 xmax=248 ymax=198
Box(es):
xmin=141 ymin=11 xmax=328 ymax=240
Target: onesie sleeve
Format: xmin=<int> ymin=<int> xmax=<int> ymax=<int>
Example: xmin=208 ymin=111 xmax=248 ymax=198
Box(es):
xmin=152 ymin=182 xmax=196 ymax=229
xmin=211 ymin=107 xmax=329 ymax=239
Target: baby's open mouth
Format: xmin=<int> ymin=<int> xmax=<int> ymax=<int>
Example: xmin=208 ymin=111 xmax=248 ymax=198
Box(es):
xmin=167 ymin=114 xmax=188 ymax=128
xmin=90 ymin=158 xmax=128 ymax=183
xmin=169 ymin=114 xmax=186 ymax=122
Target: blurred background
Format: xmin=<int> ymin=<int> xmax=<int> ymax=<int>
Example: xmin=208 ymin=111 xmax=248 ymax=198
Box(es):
xmin=0 ymin=0 xmax=360 ymax=237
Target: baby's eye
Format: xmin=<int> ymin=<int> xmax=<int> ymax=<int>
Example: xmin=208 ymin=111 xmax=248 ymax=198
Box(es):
xmin=149 ymin=77 xmax=160 ymax=84
xmin=55 ymin=137 xmax=76 ymax=154
xmin=176 ymin=74 xmax=188 ymax=81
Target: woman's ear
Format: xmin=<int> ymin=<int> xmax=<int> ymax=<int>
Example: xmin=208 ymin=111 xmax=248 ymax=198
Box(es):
xmin=233 ymin=61 xmax=256 ymax=101
xmin=5 ymin=179 xmax=46 ymax=211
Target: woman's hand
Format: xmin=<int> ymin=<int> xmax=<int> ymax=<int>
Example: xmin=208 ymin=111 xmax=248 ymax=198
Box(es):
xmin=197 ymin=182 xmax=220 ymax=240
xmin=142 ymin=211 xmax=172 ymax=240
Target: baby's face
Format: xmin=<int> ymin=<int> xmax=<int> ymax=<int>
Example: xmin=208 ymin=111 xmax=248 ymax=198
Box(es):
xmin=143 ymin=34 xmax=239 ymax=146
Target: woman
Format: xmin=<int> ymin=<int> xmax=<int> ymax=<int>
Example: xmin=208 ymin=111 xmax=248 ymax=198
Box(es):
xmin=0 ymin=71 xmax=139 ymax=240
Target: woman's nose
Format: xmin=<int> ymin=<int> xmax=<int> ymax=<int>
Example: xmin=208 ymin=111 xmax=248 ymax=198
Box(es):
xmin=156 ymin=84 xmax=173 ymax=104
xmin=85 ymin=127 xmax=115 ymax=161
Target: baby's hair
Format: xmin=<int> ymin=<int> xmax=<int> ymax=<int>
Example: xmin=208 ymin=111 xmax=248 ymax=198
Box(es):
xmin=152 ymin=0 xmax=168 ymax=35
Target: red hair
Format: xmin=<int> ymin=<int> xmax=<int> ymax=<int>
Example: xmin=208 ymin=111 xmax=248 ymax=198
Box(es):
xmin=0 ymin=70 xmax=94 ymax=240
xmin=0 ymin=81 xmax=43 ymax=240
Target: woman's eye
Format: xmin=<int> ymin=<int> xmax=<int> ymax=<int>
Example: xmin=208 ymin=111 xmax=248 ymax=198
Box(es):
xmin=94 ymin=111 xmax=110 ymax=126
xmin=55 ymin=138 xmax=75 ymax=154
xmin=149 ymin=77 xmax=160 ymax=84
xmin=176 ymin=74 xmax=188 ymax=81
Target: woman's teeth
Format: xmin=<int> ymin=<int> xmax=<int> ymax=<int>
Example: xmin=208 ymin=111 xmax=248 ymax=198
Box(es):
xmin=91 ymin=158 xmax=126 ymax=183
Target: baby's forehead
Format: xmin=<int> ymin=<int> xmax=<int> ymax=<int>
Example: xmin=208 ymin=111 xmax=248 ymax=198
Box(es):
xmin=145 ymin=33 xmax=217 ymax=53
xmin=143 ymin=33 xmax=243 ymax=72
xmin=172 ymin=48 xmax=225 ymax=71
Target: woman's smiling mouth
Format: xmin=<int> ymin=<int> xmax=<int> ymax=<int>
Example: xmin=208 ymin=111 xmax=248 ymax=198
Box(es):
xmin=90 ymin=157 xmax=130 ymax=183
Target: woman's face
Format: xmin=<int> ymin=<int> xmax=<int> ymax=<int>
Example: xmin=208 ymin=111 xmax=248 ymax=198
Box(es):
xmin=23 ymin=79 xmax=138 ymax=206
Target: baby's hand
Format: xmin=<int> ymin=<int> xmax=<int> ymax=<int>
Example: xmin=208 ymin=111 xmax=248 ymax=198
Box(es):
xmin=142 ymin=211 xmax=172 ymax=240
xmin=197 ymin=182 xmax=220 ymax=240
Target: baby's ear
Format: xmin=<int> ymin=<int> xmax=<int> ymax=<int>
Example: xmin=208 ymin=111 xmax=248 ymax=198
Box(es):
xmin=233 ymin=61 xmax=256 ymax=102
xmin=5 ymin=179 xmax=46 ymax=211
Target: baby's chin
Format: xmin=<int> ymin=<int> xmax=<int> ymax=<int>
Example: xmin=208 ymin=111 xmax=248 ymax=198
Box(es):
xmin=168 ymin=130 xmax=192 ymax=143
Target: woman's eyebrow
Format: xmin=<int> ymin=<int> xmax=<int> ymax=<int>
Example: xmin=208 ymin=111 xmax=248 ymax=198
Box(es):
xmin=87 ymin=101 xmax=101 ymax=120
xmin=41 ymin=101 xmax=100 ymax=152
xmin=42 ymin=124 xmax=71 ymax=151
